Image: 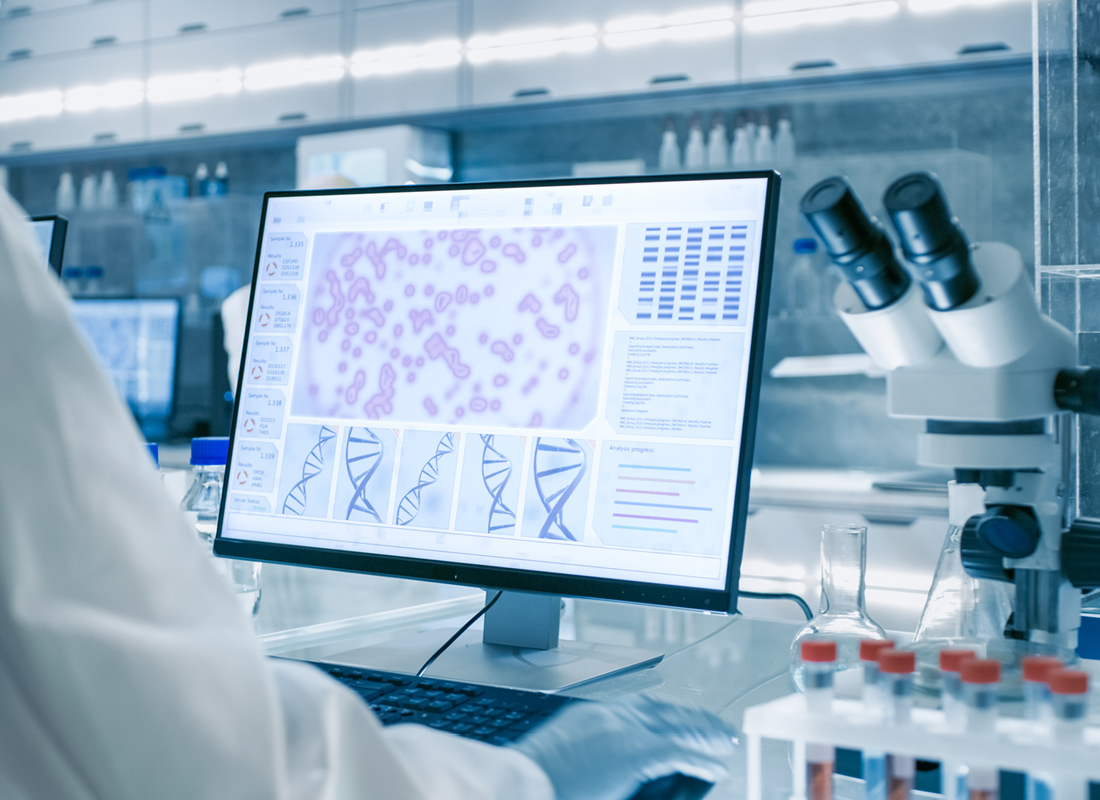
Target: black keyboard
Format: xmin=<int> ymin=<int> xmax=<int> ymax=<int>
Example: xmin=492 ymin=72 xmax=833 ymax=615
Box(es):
xmin=299 ymin=659 xmax=714 ymax=800
xmin=302 ymin=659 xmax=577 ymax=746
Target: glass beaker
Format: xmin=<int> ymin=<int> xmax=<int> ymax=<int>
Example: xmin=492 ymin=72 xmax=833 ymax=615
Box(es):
xmin=791 ymin=523 xmax=887 ymax=692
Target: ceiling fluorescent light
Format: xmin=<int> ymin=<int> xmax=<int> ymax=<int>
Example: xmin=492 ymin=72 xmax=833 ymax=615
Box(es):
xmin=467 ymin=35 xmax=597 ymax=64
xmin=351 ymin=39 xmax=461 ymax=77
xmin=744 ymin=1 xmax=899 ymax=32
xmin=744 ymin=0 xmax=862 ymax=15
xmin=64 ymin=80 xmax=144 ymax=112
xmin=147 ymin=69 xmax=242 ymax=103
xmin=909 ymin=0 xmax=1025 ymax=13
xmin=605 ymin=19 xmax=735 ymax=48
xmin=0 ymin=89 xmax=64 ymax=123
xmin=467 ymin=23 xmax=596 ymax=50
xmin=244 ymin=55 xmax=345 ymax=91
xmin=606 ymin=5 xmax=732 ymax=32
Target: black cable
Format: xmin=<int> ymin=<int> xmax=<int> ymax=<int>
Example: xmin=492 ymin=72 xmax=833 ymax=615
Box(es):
xmin=416 ymin=590 xmax=504 ymax=678
xmin=738 ymin=589 xmax=813 ymax=620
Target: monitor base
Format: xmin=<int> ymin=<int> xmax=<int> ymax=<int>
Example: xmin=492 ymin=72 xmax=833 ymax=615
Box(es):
xmin=327 ymin=627 xmax=663 ymax=692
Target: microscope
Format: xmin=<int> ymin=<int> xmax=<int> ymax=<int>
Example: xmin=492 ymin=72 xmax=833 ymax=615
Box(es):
xmin=799 ymin=172 xmax=1100 ymax=674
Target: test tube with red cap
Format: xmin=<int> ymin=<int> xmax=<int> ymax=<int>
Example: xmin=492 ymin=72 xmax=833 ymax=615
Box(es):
xmin=940 ymin=649 xmax=978 ymax=731
xmin=1031 ymin=670 xmax=1090 ymax=800
xmin=861 ymin=639 xmax=896 ymax=800
xmin=880 ymin=650 xmax=917 ymax=800
xmin=1021 ymin=656 xmax=1062 ymax=723
xmin=801 ymin=640 xmax=837 ymax=800
xmin=961 ymin=659 xmax=1002 ymax=800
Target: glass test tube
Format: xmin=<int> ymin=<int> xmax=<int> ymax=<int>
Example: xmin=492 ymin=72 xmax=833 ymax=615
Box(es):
xmin=939 ymin=649 xmax=977 ymax=800
xmin=861 ymin=639 xmax=896 ymax=800
xmin=1021 ymin=656 xmax=1062 ymax=722
xmin=802 ymin=640 xmax=837 ymax=800
xmin=962 ymin=659 xmax=1002 ymax=800
xmin=880 ymin=650 xmax=917 ymax=800
xmin=1049 ymin=670 xmax=1090 ymax=800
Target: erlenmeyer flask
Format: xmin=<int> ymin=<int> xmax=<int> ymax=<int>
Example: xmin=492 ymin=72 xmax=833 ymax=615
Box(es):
xmin=791 ymin=524 xmax=887 ymax=692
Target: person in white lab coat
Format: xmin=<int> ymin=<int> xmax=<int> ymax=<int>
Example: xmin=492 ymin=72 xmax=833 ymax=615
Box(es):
xmin=0 ymin=187 xmax=735 ymax=800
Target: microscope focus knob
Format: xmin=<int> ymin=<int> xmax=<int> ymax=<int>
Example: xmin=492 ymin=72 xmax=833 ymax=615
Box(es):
xmin=966 ymin=505 xmax=1042 ymax=559
xmin=1062 ymin=518 xmax=1100 ymax=589
xmin=960 ymin=519 xmax=1014 ymax=582
xmin=1054 ymin=368 xmax=1100 ymax=415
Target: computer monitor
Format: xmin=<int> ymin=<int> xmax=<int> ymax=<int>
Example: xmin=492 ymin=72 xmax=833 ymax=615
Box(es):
xmin=216 ymin=174 xmax=779 ymax=686
xmin=30 ymin=215 xmax=67 ymax=274
xmin=70 ymin=298 xmax=181 ymax=439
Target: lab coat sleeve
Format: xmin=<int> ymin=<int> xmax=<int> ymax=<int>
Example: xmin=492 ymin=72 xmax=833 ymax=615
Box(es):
xmin=0 ymin=188 xmax=554 ymax=800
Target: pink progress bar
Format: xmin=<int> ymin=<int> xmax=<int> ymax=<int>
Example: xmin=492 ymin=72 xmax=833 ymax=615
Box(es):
xmin=614 ymin=512 xmax=698 ymax=524
xmin=616 ymin=489 xmax=679 ymax=496
xmin=618 ymin=476 xmax=696 ymax=485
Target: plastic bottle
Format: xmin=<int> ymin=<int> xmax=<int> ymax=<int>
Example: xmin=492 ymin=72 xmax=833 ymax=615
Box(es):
xmin=213 ymin=161 xmax=229 ymax=194
xmin=658 ymin=118 xmax=682 ymax=172
xmin=744 ymin=114 xmax=758 ymax=161
xmin=788 ymin=238 xmax=822 ymax=317
xmin=776 ymin=117 xmax=796 ymax=167
xmin=684 ymin=114 xmax=706 ymax=171
xmin=861 ymin=639 xmax=896 ymax=800
xmin=880 ymin=650 xmax=917 ymax=800
xmin=801 ymin=640 xmax=836 ymax=800
xmin=961 ymin=659 xmax=1001 ymax=800
xmin=1028 ymin=670 xmax=1090 ymax=800
xmin=98 ymin=170 xmax=118 ymax=209
xmin=707 ymin=113 xmax=728 ymax=169
xmin=1021 ymin=655 xmax=1061 ymax=722
xmin=754 ymin=114 xmax=775 ymax=165
xmin=940 ymin=650 xmax=978 ymax=800
xmin=195 ymin=163 xmax=210 ymax=196
xmin=180 ymin=437 xmax=262 ymax=617
xmin=79 ymin=174 xmax=98 ymax=211
xmin=56 ymin=172 xmax=75 ymax=213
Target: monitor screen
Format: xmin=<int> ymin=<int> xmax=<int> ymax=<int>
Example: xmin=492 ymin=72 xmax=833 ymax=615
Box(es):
xmin=216 ymin=174 xmax=778 ymax=612
xmin=70 ymin=299 xmax=180 ymax=438
xmin=30 ymin=215 xmax=67 ymax=274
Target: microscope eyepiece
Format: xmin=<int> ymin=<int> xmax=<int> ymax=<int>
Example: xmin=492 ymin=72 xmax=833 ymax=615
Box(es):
xmin=799 ymin=176 xmax=911 ymax=311
xmin=883 ymin=172 xmax=980 ymax=311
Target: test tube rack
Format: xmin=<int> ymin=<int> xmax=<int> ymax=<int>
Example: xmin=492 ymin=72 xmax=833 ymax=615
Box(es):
xmin=742 ymin=694 xmax=1100 ymax=800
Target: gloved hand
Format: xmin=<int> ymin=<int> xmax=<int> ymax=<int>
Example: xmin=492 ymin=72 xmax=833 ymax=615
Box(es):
xmin=510 ymin=696 xmax=737 ymax=800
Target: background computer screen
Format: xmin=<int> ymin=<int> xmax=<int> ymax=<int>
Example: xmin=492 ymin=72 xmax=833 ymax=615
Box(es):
xmin=70 ymin=299 xmax=180 ymax=438
xmin=217 ymin=174 xmax=777 ymax=611
xmin=30 ymin=215 xmax=67 ymax=274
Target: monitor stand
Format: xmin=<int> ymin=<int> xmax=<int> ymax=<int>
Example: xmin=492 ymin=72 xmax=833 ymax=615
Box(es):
xmin=326 ymin=591 xmax=664 ymax=693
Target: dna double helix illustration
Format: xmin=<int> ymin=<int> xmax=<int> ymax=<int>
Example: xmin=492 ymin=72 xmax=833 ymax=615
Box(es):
xmin=345 ymin=427 xmax=384 ymax=522
xmin=282 ymin=425 xmax=337 ymax=516
xmin=395 ymin=432 xmax=455 ymax=526
xmin=480 ymin=435 xmax=516 ymax=535
xmin=532 ymin=438 xmax=587 ymax=541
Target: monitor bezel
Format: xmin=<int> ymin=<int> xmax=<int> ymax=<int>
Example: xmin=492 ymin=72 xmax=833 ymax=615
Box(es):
xmin=31 ymin=214 xmax=67 ymax=275
xmin=69 ymin=296 xmax=182 ymax=436
xmin=214 ymin=172 xmax=780 ymax=614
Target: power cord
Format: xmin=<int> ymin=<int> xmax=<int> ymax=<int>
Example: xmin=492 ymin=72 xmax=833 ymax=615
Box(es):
xmin=738 ymin=589 xmax=813 ymax=620
xmin=416 ymin=590 xmax=504 ymax=678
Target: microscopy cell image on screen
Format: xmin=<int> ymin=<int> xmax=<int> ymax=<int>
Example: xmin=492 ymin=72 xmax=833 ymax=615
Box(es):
xmin=291 ymin=226 xmax=616 ymax=431
xmin=522 ymin=437 xmax=593 ymax=542
xmin=455 ymin=434 xmax=524 ymax=536
xmin=332 ymin=427 xmax=397 ymax=525
xmin=278 ymin=423 xmax=338 ymax=518
xmin=393 ymin=430 xmax=460 ymax=530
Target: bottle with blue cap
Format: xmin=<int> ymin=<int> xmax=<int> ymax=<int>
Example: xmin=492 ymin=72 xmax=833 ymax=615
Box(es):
xmin=787 ymin=237 xmax=822 ymax=317
xmin=179 ymin=437 xmax=261 ymax=616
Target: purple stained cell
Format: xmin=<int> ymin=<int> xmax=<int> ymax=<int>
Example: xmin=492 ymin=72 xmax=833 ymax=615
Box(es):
xmin=584 ymin=351 xmax=595 ymax=364
xmin=341 ymin=339 xmax=351 ymax=352
xmin=364 ymin=363 xmax=397 ymax=419
xmin=558 ymin=368 xmax=569 ymax=380
xmin=404 ymin=284 xmax=415 ymax=296
xmin=532 ymin=235 xmax=542 ymax=247
xmin=319 ymin=330 xmax=329 ymax=343
xmin=578 ymin=268 xmax=589 ymax=279
xmin=383 ymin=299 xmax=394 ymax=312
xmin=446 ymin=325 xmax=456 ymax=336
xmin=557 ymin=243 xmax=577 ymax=263
xmin=324 ymin=272 xmax=345 ymax=326
xmin=353 ymin=347 xmax=362 ymax=357
xmin=493 ymin=374 xmax=507 ymax=387
xmin=469 ymin=293 xmax=480 ymax=305
xmin=365 ymin=331 xmax=377 ymax=343
xmin=478 ymin=333 xmax=488 ymax=344
xmin=536 ymin=318 xmax=560 ymax=339
xmin=448 ymin=245 xmax=460 ymax=257
xmin=341 ymin=247 xmax=363 ymax=267
xmin=313 ymin=308 xmax=325 ymax=325
xmin=522 ymin=376 xmax=538 ymax=394
xmin=470 ymin=397 xmax=488 ymax=412
xmin=345 ymin=308 xmax=355 ymax=320
xmin=410 ymin=308 xmax=433 ymax=333
xmin=346 ymin=370 xmax=366 ymax=404
xmin=415 ymin=357 xmax=424 ymax=367
xmin=349 ymin=276 xmax=375 ymax=303
xmin=518 ymin=293 xmax=541 ymax=313
xmin=344 ymin=270 xmax=354 ymax=281
xmin=529 ymin=411 xmax=542 ymax=427
xmin=479 ymin=260 xmax=496 ymax=273
xmin=434 ymin=292 xmax=452 ymax=312
xmin=393 ymin=324 xmax=403 ymax=337
xmin=423 ymin=254 xmax=432 ymax=264
xmin=502 ymin=243 xmax=526 ymax=263
xmin=490 ymin=341 xmax=514 ymax=362
xmin=552 ymin=229 xmax=564 ymax=240
xmin=463 ymin=238 xmax=486 ymax=265
xmin=345 ymin=322 xmax=359 ymax=335
xmin=484 ymin=285 xmax=494 ymax=296
xmin=539 ymin=360 xmax=547 ymax=370
xmin=513 ymin=334 xmax=523 ymax=345
xmin=490 ymin=399 xmax=501 ymax=411
xmin=455 ymin=285 xmax=468 ymax=303
xmin=424 ymin=397 xmax=438 ymax=415
xmin=569 ymin=343 xmax=580 ymax=355
xmin=489 ymin=236 xmax=501 ymax=249
xmin=366 ymin=308 xmax=385 ymax=327
xmin=438 ymin=231 xmax=447 ymax=240
xmin=402 ymin=355 xmax=412 ymax=367
xmin=407 ymin=372 xmax=416 ymax=383
xmin=424 ymin=238 xmax=434 ymax=249
xmin=424 ymin=284 xmax=434 ymax=296
xmin=554 ymin=284 xmax=580 ymax=321
xmin=424 ymin=332 xmax=471 ymax=378
xmin=409 ymin=254 xmax=419 ymax=265
xmin=455 ymin=407 xmax=465 ymax=418
xmin=338 ymin=362 xmax=347 ymax=373
xmin=390 ymin=348 xmax=400 ymax=358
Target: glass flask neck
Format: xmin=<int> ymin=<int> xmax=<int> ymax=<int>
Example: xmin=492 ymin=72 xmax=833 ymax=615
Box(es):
xmin=820 ymin=524 xmax=868 ymax=614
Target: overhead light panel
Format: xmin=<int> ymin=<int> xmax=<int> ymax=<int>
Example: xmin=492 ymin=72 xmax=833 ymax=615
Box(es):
xmin=244 ymin=55 xmax=345 ymax=91
xmin=0 ymin=90 xmax=64 ymax=123
xmin=351 ymin=39 xmax=461 ymax=77
xmin=147 ymin=69 xmax=242 ymax=103
xmin=605 ymin=19 xmax=735 ymax=48
xmin=908 ymin=0 xmax=1025 ymax=13
xmin=744 ymin=0 xmax=899 ymax=32
xmin=467 ymin=24 xmax=597 ymax=64
xmin=64 ymin=80 xmax=144 ymax=112
xmin=605 ymin=5 xmax=732 ymax=32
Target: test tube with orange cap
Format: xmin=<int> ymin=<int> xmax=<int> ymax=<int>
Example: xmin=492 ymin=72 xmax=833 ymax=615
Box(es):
xmin=961 ymin=659 xmax=1002 ymax=800
xmin=801 ymin=640 xmax=837 ymax=800
xmin=879 ymin=649 xmax=917 ymax=800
